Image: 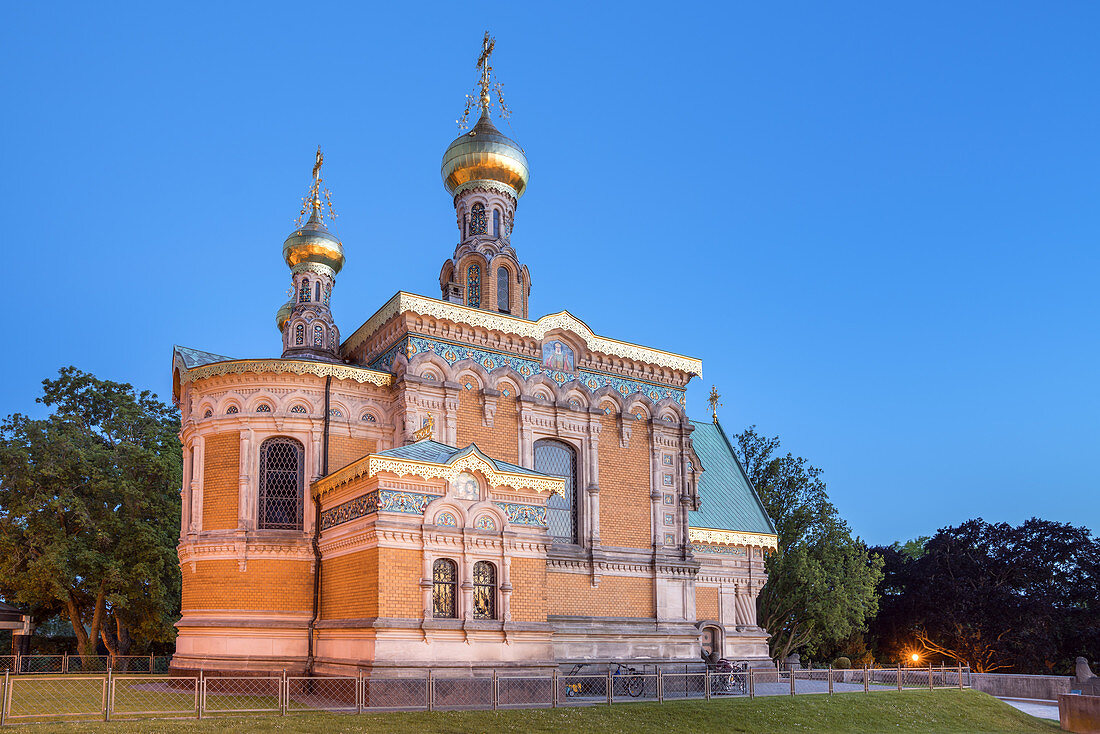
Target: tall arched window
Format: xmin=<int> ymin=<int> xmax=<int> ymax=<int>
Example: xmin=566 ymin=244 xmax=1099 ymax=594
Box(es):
xmin=258 ymin=437 xmax=304 ymax=530
xmin=314 ymin=281 xmax=321 ymax=302
xmin=466 ymin=263 xmax=481 ymax=308
xmin=313 ymin=324 xmax=323 ymax=347
xmin=492 ymin=209 xmax=501 ymax=237
xmin=497 ymin=267 xmax=510 ymax=313
xmin=299 ymin=280 xmax=310 ymax=302
xmin=535 ymin=439 xmax=578 ymax=544
xmin=432 ymin=559 xmax=458 ymax=618
xmin=294 ymin=324 xmax=304 ymax=345
xmin=469 ymin=202 xmax=487 ymax=235
xmin=473 ymin=561 xmax=497 ymax=620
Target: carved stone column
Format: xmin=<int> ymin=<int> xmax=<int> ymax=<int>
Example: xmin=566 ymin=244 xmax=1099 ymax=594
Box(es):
xmin=442 ymin=384 xmax=461 ymax=445
xmin=500 ymin=555 xmax=513 ymax=622
xmin=238 ymin=428 xmax=253 ymax=530
xmin=180 ymin=441 xmax=193 ymax=539
xmin=585 ymin=418 xmax=602 ymax=547
xmin=189 ymin=435 xmax=204 ymax=535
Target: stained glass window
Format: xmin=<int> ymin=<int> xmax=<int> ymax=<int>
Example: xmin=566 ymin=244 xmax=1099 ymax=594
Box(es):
xmin=290 ymin=405 xmax=307 ymax=414
xmin=466 ymin=263 xmax=481 ymax=307
xmin=473 ymin=561 xmax=497 ymax=620
xmin=469 ymin=202 xmax=486 ymax=235
xmin=225 ymin=405 xmax=238 ymax=414
xmin=492 ymin=209 xmax=500 ymax=237
xmin=432 ymin=559 xmax=457 ymax=618
xmin=256 ymin=404 xmax=272 ymax=413
xmin=497 ymin=267 xmax=509 ymax=313
xmin=313 ymin=324 xmax=323 ymax=347
xmin=258 ymin=437 xmax=304 ymax=530
xmin=299 ymin=280 xmax=310 ymax=302
xmin=323 ymin=285 xmax=330 ymax=305
xmin=295 ymin=324 xmax=304 ymax=345
xmin=535 ymin=439 xmax=578 ymax=544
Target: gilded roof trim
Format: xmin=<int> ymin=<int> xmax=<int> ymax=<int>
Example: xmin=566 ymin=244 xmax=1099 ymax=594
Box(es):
xmin=342 ymin=292 xmax=703 ymax=375
xmin=179 ymin=359 xmax=394 ymax=387
xmin=688 ymin=527 xmax=779 ymax=549
xmin=313 ymin=448 xmax=565 ymax=499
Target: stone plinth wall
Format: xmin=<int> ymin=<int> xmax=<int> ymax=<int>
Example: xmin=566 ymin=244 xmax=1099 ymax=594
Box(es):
xmin=1059 ymin=695 xmax=1100 ymax=734
xmin=971 ymin=672 xmax=1073 ymax=701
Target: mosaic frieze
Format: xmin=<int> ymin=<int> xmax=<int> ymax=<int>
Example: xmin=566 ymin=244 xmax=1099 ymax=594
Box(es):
xmin=320 ymin=489 xmax=439 ymax=530
xmin=370 ymin=336 xmax=686 ymax=407
xmin=493 ymin=501 xmax=547 ymax=527
xmin=690 ymin=542 xmax=748 ymax=557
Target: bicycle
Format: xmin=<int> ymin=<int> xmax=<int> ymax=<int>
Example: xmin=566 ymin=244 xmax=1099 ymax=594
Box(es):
xmin=563 ymin=663 xmax=587 ymax=698
xmin=611 ymin=662 xmax=645 ymax=698
xmin=709 ymin=659 xmax=747 ymax=695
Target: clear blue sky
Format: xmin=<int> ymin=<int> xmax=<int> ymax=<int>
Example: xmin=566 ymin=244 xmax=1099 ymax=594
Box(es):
xmin=1 ymin=2 xmax=1096 ymax=546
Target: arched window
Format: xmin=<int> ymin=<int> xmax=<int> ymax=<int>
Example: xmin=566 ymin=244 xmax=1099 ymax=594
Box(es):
xmin=432 ymin=559 xmax=458 ymax=618
xmin=469 ymin=202 xmax=487 ymax=235
xmin=314 ymin=281 xmax=321 ymax=302
xmin=258 ymin=437 xmax=304 ymax=530
xmin=313 ymin=324 xmax=323 ymax=347
xmin=497 ymin=267 xmax=509 ymax=313
xmin=466 ymin=263 xmax=481 ymax=308
xmin=294 ymin=324 xmax=304 ymax=345
xmin=535 ymin=439 xmax=578 ymax=544
xmin=473 ymin=561 xmax=497 ymax=620
xmin=492 ymin=209 xmax=501 ymax=237
xmin=299 ymin=280 xmax=310 ymax=302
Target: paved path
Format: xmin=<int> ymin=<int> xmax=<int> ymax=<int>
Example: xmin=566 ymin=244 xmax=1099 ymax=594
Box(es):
xmin=1000 ymin=698 xmax=1059 ymax=721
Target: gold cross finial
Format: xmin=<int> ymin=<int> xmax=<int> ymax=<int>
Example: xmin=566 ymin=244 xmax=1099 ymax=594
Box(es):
xmin=312 ymin=145 xmax=323 ymax=184
xmin=708 ymin=385 xmax=722 ymax=423
xmin=294 ymin=146 xmax=338 ymax=228
xmin=476 ymin=31 xmax=495 ymax=112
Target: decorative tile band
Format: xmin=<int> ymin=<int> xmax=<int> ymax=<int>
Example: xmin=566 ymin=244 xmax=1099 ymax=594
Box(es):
xmin=688 ymin=527 xmax=778 ymax=549
xmin=371 ymin=336 xmax=686 ymax=407
xmin=342 ymin=292 xmax=702 ymax=375
xmin=320 ymin=489 xmax=440 ymax=530
xmin=691 ymin=543 xmax=748 ymax=557
xmin=493 ymin=502 xmax=547 ymax=527
xmin=179 ymin=358 xmax=393 ymax=388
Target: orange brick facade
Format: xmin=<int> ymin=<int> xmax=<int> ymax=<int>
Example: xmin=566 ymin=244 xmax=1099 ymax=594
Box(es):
xmin=321 ymin=549 xmax=379 ymax=620
xmin=182 ymin=558 xmax=313 ymax=613
xmin=546 ymin=572 xmax=656 ymax=618
xmin=696 ymin=586 xmax=720 ymax=621
xmin=597 ymin=414 xmax=653 ymax=548
xmin=201 ymin=432 xmax=238 ymax=530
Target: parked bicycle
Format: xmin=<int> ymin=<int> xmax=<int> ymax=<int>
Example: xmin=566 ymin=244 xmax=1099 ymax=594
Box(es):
xmin=709 ymin=658 xmax=747 ymax=695
xmin=611 ymin=662 xmax=645 ymax=698
xmin=564 ymin=663 xmax=588 ymax=697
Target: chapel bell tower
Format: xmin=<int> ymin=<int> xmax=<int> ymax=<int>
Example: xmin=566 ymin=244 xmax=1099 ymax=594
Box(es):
xmin=439 ymin=33 xmax=531 ymax=319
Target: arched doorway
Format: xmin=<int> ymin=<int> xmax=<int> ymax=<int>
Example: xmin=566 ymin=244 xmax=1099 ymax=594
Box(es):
xmin=701 ymin=625 xmax=722 ymax=660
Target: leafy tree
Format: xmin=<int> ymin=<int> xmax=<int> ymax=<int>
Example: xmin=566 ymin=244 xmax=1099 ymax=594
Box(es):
xmin=869 ymin=518 xmax=1100 ymax=673
xmin=0 ymin=367 xmax=181 ymax=659
xmin=734 ymin=426 xmax=883 ymax=661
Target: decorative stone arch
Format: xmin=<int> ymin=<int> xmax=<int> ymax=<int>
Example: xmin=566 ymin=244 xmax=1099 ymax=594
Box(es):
xmin=359 ymin=407 xmax=381 ymax=424
xmin=285 ymin=395 xmax=314 ymax=416
xmin=467 ymin=500 xmax=507 ymax=531
xmin=196 ymin=399 xmax=216 ymax=420
xmin=563 ymin=387 xmax=589 ymax=412
xmin=439 ymin=260 xmax=455 ymax=289
xmin=456 ymin=253 xmax=488 ymax=309
xmin=407 ymin=352 xmax=449 ymax=383
xmin=424 ymin=496 xmax=469 ymax=528
xmin=247 ymin=393 xmax=278 ymax=414
xmin=217 ymin=394 xmax=245 ymax=416
xmin=625 ymin=394 xmax=657 ymax=421
xmin=488 ymin=255 xmax=520 ymax=315
xmin=655 ymin=396 xmax=686 ymax=425
xmin=488 ymin=366 xmax=524 ymax=397
xmin=449 ymin=358 xmax=492 ymax=389
xmin=590 ymin=386 xmax=625 ymax=413
xmin=697 ymin=621 xmax=725 ymax=659
xmin=523 ymin=373 xmax=559 ymax=401
xmin=327 ymin=399 xmax=351 ymax=421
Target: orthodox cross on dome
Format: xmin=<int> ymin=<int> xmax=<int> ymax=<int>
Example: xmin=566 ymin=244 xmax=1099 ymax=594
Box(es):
xmin=458 ymin=31 xmax=512 ymax=130
xmin=708 ymin=385 xmax=723 ymax=423
xmin=295 ymin=145 xmax=339 ymax=228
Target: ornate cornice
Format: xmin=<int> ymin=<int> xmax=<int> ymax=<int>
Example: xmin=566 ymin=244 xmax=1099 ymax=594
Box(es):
xmin=179 ymin=359 xmax=393 ymax=388
xmin=313 ymin=448 xmax=565 ymax=499
xmin=341 ymin=292 xmax=702 ymax=376
xmin=453 ymin=180 xmax=518 ymax=201
xmin=688 ymin=527 xmax=778 ymax=549
xmin=290 ymin=262 xmax=336 ymax=278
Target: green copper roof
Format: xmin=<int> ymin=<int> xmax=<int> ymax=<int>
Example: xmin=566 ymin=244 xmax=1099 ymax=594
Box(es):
xmin=688 ymin=420 xmax=776 ymax=536
xmin=174 ymin=345 xmax=234 ymax=369
xmin=377 ymin=440 xmax=550 ymax=478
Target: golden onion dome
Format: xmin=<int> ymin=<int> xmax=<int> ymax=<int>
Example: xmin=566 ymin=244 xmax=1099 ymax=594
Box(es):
xmin=275 ymin=299 xmax=293 ymax=332
xmin=441 ymin=110 xmax=529 ymax=198
xmin=282 ymin=204 xmax=345 ymax=274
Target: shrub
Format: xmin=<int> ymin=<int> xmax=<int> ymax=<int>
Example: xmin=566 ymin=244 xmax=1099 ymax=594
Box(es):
xmin=835 ymin=656 xmax=852 ymax=669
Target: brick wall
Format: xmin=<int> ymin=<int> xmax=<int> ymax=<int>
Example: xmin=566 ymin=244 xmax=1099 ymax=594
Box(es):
xmin=597 ymin=415 xmax=652 ymax=548
xmin=202 ymin=432 xmax=239 ymax=530
xmin=455 ymin=389 xmax=519 ymax=463
xmin=696 ymin=586 xmax=719 ymax=620
xmin=378 ymin=547 xmax=422 ymax=618
xmin=328 ymin=436 xmax=377 ymax=472
xmin=321 ymin=548 xmax=379 ymax=620
xmin=547 ymin=572 xmax=654 ymax=618
xmin=509 ymin=556 xmax=547 ymax=622
xmin=182 ymin=558 xmax=312 ymax=613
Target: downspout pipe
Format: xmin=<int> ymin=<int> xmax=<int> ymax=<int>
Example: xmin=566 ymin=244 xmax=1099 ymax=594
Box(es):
xmin=306 ymin=375 xmax=331 ymax=675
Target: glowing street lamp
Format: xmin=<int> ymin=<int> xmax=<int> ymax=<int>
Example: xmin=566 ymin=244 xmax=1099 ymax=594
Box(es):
xmin=911 ymin=653 xmax=920 ymax=664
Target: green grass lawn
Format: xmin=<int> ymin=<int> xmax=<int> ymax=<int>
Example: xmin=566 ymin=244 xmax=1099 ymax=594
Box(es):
xmin=2 ymin=689 xmax=1058 ymax=733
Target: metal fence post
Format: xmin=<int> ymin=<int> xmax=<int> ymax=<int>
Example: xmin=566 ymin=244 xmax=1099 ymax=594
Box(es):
xmin=492 ymin=669 xmax=498 ymax=711
xmin=896 ymin=667 xmax=902 ymax=691
xmin=748 ymin=669 xmax=755 ymax=699
xmin=427 ymin=670 xmax=433 ymax=712
xmin=552 ymin=669 xmax=558 ymax=708
xmin=102 ymin=669 xmax=111 ymax=721
xmin=928 ymin=663 xmax=933 ymax=691
xmin=62 ymin=654 xmax=68 ymax=675
xmin=863 ymin=666 xmax=868 ymax=694
xmin=1 ymin=669 xmax=9 ymax=726
xmin=280 ymin=669 xmax=287 ymax=716
xmin=149 ymin=653 xmax=154 ymax=674
xmin=827 ymin=667 xmax=833 ymax=695
xmin=606 ymin=669 xmax=612 ymax=705
xmin=357 ymin=669 xmax=363 ymax=714
xmin=193 ymin=675 xmax=200 ymax=719
xmin=705 ymin=669 xmax=711 ymax=700
xmin=198 ymin=671 xmax=205 ymax=720
xmin=657 ymin=667 xmax=663 ymax=703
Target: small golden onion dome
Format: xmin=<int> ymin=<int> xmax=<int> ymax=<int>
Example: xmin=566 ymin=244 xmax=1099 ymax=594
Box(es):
xmin=275 ymin=299 xmax=293 ymax=332
xmin=282 ymin=204 xmax=345 ymax=273
xmin=441 ymin=110 xmax=529 ymax=198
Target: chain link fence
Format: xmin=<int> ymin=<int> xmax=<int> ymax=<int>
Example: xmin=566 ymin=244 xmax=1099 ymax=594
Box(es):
xmin=0 ymin=664 xmax=972 ymax=726
xmin=0 ymin=655 xmax=170 ymax=675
